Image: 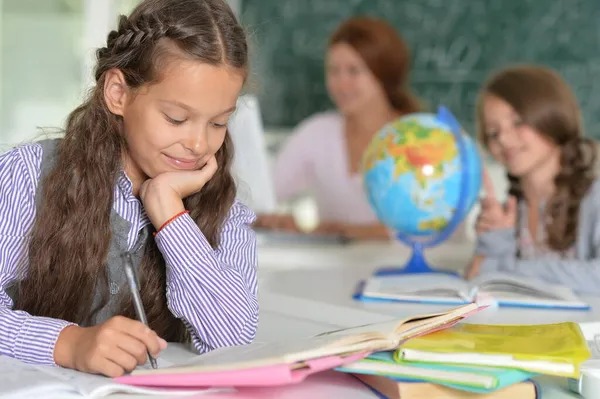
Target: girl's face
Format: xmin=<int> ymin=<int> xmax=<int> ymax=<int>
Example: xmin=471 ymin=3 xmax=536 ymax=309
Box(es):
xmin=105 ymin=58 xmax=243 ymax=184
xmin=325 ymin=43 xmax=388 ymax=116
xmin=481 ymin=94 xmax=560 ymax=179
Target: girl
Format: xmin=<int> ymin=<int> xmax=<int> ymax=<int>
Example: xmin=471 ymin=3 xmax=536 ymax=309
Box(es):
xmin=254 ymin=17 xmax=420 ymax=241
xmin=466 ymin=65 xmax=600 ymax=295
xmin=0 ymin=0 xmax=258 ymax=377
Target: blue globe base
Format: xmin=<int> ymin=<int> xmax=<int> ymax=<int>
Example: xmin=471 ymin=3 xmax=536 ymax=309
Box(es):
xmin=374 ymin=243 xmax=459 ymax=277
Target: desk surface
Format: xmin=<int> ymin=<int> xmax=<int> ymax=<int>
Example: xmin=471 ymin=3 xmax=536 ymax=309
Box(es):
xmin=259 ymin=240 xmax=600 ymax=324
xmin=114 ymin=240 xmax=592 ymax=398
xmin=256 ymin=240 xmax=595 ymax=398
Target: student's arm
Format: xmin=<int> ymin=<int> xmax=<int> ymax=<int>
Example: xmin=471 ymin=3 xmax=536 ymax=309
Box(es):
xmin=0 ymin=146 xmax=75 ymax=365
xmin=476 ymin=228 xmax=600 ymax=295
xmin=154 ymin=201 xmax=258 ymax=353
xmin=315 ymin=221 xmax=392 ymax=241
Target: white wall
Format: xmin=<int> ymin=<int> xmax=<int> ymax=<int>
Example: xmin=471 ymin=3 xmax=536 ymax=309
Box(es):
xmin=0 ymin=1 xmax=125 ymax=146
xmin=1 ymin=13 xmax=83 ymax=144
xmin=227 ymin=0 xmax=241 ymax=17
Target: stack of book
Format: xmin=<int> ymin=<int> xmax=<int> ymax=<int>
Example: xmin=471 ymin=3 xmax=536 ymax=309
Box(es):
xmin=336 ymin=322 xmax=591 ymax=398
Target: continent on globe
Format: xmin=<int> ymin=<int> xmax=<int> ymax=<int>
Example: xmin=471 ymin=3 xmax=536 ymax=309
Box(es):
xmin=364 ymin=120 xmax=458 ymax=188
xmin=362 ymin=111 xmax=481 ymax=237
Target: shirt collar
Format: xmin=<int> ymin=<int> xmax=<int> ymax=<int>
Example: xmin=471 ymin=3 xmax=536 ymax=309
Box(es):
xmin=116 ymin=169 xmax=137 ymax=201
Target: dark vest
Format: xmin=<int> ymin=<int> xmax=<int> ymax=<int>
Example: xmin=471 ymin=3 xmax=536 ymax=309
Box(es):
xmin=11 ymin=139 xmax=153 ymax=326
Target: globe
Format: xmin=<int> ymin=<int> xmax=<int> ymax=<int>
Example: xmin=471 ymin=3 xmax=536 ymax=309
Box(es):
xmin=362 ymin=106 xmax=482 ymax=274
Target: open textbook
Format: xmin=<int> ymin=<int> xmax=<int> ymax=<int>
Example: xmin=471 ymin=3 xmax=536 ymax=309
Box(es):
xmin=0 ymin=355 xmax=231 ymax=399
xmin=1 ymin=304 xmax=485 ymax=396
xmin=356 ymin=272 xmax=589 ymax=310
xmin=121 ymin=302 xmax=484 ymax=385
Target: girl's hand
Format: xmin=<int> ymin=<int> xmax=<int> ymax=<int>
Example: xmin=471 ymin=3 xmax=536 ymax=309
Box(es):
xmin=475 ymin=169 xmax=517 ymax=234
xmin=253 ymin=214 xmax=300 ymax=232
xmin=465 ymin=255 xmax=485 ymax=279
xmin=54 ymin=316 xmax=167 ymax=377
xmin=139 ymin=156 xmax=218 ymax=229
xmin=313 ymin=221 xmax=345 ymax=235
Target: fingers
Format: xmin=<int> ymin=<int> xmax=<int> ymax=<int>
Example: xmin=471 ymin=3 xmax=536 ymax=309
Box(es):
xmin=166 ymin=156 xmax=218 ymax=198
xmin=190 ymin=155 xmax=218 ymax=187
xmin=465 ymin=256 xmax=484 ymax=280
xmin=475 ymin=219 xmax=493 ymax=234
xmin=94 ymin=358 xmax=127 ymax=378
xmin=107 ymin=316 xmax=165 ymax=358
xmin=481 ymin=168 xmax=496 ymax=200
xmin=479 ymin=197 xmax=497 ymax=210
xmin=200 ymin=155 xmax=218 ymax=177
xmin=315 ymin=222 xmax=343 ymax=235
xmin=104 ymin=347 xmax=139 ymax=375
xmin=255 ymin=214 xmax=298 ymax=232
xmin=115 ymin=333 xmax=152 ymax=366
xmin=504 ymin=195 xmax=518 ymax=223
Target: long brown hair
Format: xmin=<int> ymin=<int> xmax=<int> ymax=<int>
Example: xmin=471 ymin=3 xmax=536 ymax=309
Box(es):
xmin=476 ymin=65 xmax=596 ymax=252
xmin=13 ymin=0 xmax=247 ymax=342
xmin=328 ymin=17 xmax=420 ymax=114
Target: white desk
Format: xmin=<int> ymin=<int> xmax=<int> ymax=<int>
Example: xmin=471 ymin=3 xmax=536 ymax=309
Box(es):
xmin=115 ymin=240 xmax=592 ymax=398
xmin=255 ymin=240 xmax=597 ymax=398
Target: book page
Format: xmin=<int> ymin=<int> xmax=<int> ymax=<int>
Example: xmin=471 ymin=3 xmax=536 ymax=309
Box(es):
xmin=362 ymin=274 xmax=470 ymax=301
xmin=132 ymin=304 xmax=483 ymax=376
xmin=0 ymin=354 xmax=228 ymax=398
xmin=136 ymin=332 xmax=390 ymax=375
xmin=315 ymin=319 xmax=399 ymax=339
xmin=0 ymin=355 xmax=74 ymax=399
xmin=35 ymin=359 xmax=228 ymax=397
xmin=472 ymin=272 xmax=581 ymax=302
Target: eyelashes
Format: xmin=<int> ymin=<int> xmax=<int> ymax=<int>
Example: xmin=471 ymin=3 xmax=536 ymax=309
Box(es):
xmin=164 ymin=114 xmax=186 ymax=125
xmin=163 ymin=114 xmax=228 ymax=129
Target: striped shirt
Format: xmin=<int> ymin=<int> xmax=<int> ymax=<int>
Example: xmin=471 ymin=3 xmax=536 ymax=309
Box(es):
xmin=0 ymin=142 xmax=258 ymax=365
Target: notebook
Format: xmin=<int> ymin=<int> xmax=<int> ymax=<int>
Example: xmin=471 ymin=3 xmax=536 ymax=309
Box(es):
xmin=115 ymin=302 xmax=486 ymax=388
xmin=397 ymin=322 xmax=591 ymax=378
xmin=354 ymin=373 xmax=539 ymax=399
xmin=336 ymin=350 xmax=536 ymax=390
xmin=116 ymin=352 xmax=368 ymax=388
xmin=0 ymin=355 xmax=230 ymax=399
xmin=357 ymin=271 xmax=589 ymax=310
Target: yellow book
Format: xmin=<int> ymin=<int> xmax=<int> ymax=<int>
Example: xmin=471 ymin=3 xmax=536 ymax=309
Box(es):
xmin=396 ymin=322 xmax=590 ymax=378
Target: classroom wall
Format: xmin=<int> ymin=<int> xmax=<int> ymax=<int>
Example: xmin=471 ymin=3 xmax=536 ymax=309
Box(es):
xmin=0 ymin=13 xmax=83 ymax=145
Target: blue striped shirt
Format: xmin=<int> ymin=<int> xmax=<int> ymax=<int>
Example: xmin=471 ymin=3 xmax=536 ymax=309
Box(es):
xmin=0 ymin=142 xmax=258 ymax=365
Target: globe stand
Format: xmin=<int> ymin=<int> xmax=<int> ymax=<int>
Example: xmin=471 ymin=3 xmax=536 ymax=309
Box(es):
xmin=369 ymin=105 xmax=478 ymax=279
xmin=374 ymin=242 xmax=459 ymax=277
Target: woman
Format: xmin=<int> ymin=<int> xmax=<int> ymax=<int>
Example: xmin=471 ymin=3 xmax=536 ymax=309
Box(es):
xmin=256 ymin=17 xmax=420 ymax=241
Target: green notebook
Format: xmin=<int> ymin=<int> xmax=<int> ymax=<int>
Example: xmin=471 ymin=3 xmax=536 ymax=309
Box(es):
xmin=336 ymin=351 xmax=536 ymax=392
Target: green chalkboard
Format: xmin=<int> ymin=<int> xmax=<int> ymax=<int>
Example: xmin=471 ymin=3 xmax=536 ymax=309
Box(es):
xmin=241 ymin=0 xmax=600 ymax=137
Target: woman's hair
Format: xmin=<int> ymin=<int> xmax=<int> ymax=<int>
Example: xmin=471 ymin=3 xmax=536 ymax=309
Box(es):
xmin=328 ymin=17 xmax=420 ymax=114
xmin=13 ymin=0 xmax=247 ymax=342
xmin=476 ymin=65 xmax=597 ymax=253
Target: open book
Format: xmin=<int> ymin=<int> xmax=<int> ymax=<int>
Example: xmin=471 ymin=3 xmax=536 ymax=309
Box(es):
xmin=356 ymin=272 xmax=589 ymax=310
xmin=0 ymin=355 xmax=230 ymax=399
xmin=116 ymin=302 xmax=485 ymax=388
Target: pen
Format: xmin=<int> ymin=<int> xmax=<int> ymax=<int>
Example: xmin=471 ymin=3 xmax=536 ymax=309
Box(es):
xmin=123 ymin=252 xmax=158 ymax=369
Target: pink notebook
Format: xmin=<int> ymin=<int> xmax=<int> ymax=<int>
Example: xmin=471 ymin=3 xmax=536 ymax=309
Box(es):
xmin=114 ymin=352 xmax=369 ymax=388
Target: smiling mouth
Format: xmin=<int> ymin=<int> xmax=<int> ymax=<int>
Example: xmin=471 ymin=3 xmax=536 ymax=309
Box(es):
xmin=164 ymin=154 xmax=199 ymax=169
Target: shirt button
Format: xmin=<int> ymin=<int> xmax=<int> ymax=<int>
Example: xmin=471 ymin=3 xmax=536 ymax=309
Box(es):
xmin=110 ymin=282 xmax=120 ymax=295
